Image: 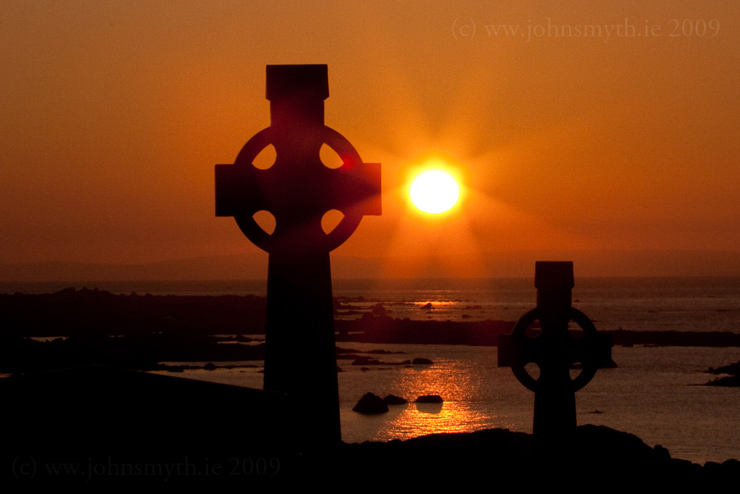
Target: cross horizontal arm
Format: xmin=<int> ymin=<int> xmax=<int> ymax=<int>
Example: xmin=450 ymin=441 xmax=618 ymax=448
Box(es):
xmin=216 ymin=161 xmax=380 ymax=219
xmin=215 ymin=164 xmax=268 ymax=217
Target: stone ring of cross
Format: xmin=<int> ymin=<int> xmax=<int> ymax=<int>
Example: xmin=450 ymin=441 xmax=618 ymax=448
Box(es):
xmin=231 ymin=125 xmax=367 ymax=253
xmin=509 ymin=307 xmax=600 ymax=392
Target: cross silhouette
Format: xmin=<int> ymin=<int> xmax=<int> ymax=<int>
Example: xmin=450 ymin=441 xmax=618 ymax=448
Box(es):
xmin=498 ymin=262 xmax=612 ymax=444
xmin=215 ymin=65 xmax=380 ymax=447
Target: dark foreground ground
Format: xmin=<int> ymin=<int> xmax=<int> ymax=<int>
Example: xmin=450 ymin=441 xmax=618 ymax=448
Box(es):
xmin=0 ymin=365 xmax=737 ymax=487
xmin=3 ymin=423 xmax=739 ymax=487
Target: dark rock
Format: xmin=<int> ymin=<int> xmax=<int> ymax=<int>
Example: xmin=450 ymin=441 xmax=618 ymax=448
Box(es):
xmin=707 ymin=360 xmax=740 ymax=375
xmin=415 ymin=394 xmax=443 ymax=403
xmin=412 ymin=358 xmax=433 ymax=365
xmin=371 ymin=304 xmax=387 ymax=317
xmin=352 ymin=393 xmax=389 ymax=414
xmin=204 ymin=362 xmax=216 ymax=371
xmin=352 ymin=357 xmax=383 ymax=366
xmin=383 ymin=394 xmax=408 ymax=405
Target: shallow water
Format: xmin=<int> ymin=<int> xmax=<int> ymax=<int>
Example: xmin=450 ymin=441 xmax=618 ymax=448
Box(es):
xmin=155 ymin=343 xmax=740 ymax=465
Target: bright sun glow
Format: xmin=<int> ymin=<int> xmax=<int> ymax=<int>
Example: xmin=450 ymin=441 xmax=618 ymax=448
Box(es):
xmin=410 ymin=170 xmax=460 ymax=214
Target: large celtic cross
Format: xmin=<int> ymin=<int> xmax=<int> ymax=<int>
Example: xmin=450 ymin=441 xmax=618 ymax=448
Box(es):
xmin=215 ymin=65 xmax=380 ymax=446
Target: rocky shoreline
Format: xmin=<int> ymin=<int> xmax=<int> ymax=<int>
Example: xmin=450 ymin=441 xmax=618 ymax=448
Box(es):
xmin=2 ymin=288 xmax=740 ymax=345
xmin=320 ymin=425 xmax=740 ymax=488
xmin=2 ymin=288 xmax=740 ymax=381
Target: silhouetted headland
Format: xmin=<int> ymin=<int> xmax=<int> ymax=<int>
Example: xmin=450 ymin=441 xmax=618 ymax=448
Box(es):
xmin=3 ymin=288 xmax=740 ymax=346
xmin=706 ymin=360 xmax=740 ymax=386
xmin=2 ymin=289 xmax=740 ymax=375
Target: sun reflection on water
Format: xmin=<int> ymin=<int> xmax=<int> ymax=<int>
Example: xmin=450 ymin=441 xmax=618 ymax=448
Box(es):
xmin=386 ymin=400 xmax=490 ymax=437
xmin=343 ymin=352 xmax=517 ymax=441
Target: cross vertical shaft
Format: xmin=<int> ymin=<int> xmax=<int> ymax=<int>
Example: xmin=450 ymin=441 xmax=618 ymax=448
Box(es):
xmin=263 ymin=66 xmax=339 ymax=447
xmin=531 ymin=261 xmax=577 ymax=440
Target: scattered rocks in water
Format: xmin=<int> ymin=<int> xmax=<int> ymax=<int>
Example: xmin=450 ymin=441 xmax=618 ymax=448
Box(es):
xmin=412 ymin=358 xmax=433 ymax=365
xmin=383 ymin=394 xmax=408 ymax=405
xmin=352 ymin=357 xmax=383 ymax=366
xmin=353 ymin=393 xmax=389 ymax=414
xmin=415 ymin=394 xmax=443 ymax=404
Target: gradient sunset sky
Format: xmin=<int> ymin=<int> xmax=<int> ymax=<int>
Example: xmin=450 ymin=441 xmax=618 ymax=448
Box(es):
xmin=1 ymin=1 xmax=738 ymax=280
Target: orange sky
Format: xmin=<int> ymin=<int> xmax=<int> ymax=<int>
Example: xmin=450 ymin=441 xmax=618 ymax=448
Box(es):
xmin=1 ymin=1 xmax=739 ymax=279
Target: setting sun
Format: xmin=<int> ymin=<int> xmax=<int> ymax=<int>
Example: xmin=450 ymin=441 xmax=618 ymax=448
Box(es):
xmin=409 ymin=170 xmax=460 ymax=214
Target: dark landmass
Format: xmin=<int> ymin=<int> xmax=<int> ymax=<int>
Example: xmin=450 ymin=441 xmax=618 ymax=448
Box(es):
xmin=706 ymin=375 xmax=740 ymax=387
xmin=2 ymin=288 xmax=740 ymax=376
xmin=0 ymin=287 xmax=267 ymax=337
xmin=707 ymin=361 xmax=740 ymax=375
xmin=3 ymin=288 xmax=739 ymax=345
xmin=340 ymin=315 xmax=740 ymax=347
xmin=606 ymin=329 xmax=740 ymax=347
xmin=324 ymin=426 xmax=740 ymax=489
xmin=705 ymin=360 xmax=740 ymax=387
xmin=0 ymin=332 xmax=424 ymax=375
xmin=0 ymin=332 xmax=267 ymax=375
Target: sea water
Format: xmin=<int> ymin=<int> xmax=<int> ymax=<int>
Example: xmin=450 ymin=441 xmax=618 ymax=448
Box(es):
xmin=3 ymin=277 xmax=740 ymax=464
xmin=158 ymin=343 xmax=740 ymax=465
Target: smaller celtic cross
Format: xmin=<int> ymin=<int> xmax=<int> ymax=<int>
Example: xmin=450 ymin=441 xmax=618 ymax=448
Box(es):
xmin=498 ymin=262 xmax=612 ymax=443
